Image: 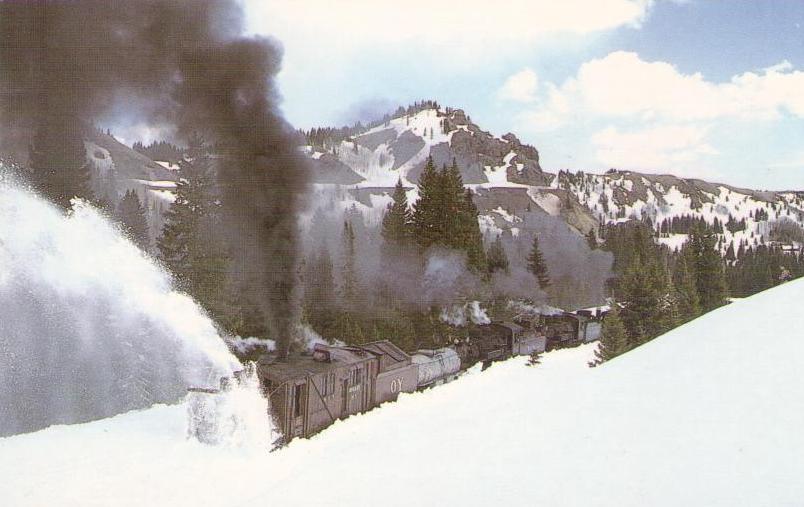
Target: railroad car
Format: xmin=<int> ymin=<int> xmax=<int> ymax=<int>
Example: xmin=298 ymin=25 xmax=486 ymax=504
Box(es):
xmin=411 ymin=348 xmax=461 ymax=388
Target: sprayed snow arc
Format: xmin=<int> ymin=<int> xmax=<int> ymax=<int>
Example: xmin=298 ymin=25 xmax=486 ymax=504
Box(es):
xmin=3 ymin=276 xmax=804 ymax=505
xmin=0 ymin=175 xmax=271 ymax=442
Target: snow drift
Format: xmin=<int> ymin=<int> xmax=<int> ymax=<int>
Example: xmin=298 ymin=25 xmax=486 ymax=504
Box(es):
xmin=0 ymin=177 xmax=241 ymax=436
xmin=2 ymin=277 xmax=804 ymax=505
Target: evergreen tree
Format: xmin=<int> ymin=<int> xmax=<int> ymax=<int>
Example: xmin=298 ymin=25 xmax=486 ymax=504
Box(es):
xmin=589 ymin=306 xmax=629 ymax=366
xmin=339 ymin=220 xmax=359 ymax=306
xmin=411 ymin=156 xmax=443 ymax=248
xmin=28 ymin=114 xmax=91 ymax=209
xmin=527 ymin=235 xmax=551 ymax=289
xmin=117 ymin=189 xmax=150 ymax=250
xmin=381 ymin=178 xmax=412 ymax=255
xmin=459 ymin=188 xmax=487 ymax=273
xmin=304 ymin=247 xmax=337 ymax=336
xmin=157 ymin=136 xmax=230 ymax=324
xmin=672 ymin=255 xmax=701 ymax=323
xmin=411 ymin=157 xmax=486 ymax=271
xmin=486 ymin=235 xmax=510 ymax=274
xmin=585 ymin=229 xmax=597 ymax=250
xmin=684 ymin=225 xmax=728 ymax=312
xmin=616 ymin=255 xmax=676 ymax=347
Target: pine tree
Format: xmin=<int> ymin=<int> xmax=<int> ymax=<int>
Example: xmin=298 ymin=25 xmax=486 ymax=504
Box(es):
xmin=411 ymin=157 xmax=486 ymax=271
xmin=486 ymin=235 xmax=509 ymax=274
xmin=157 ymin=136 xmax=229 ymax=322
xmin=672 ymin=255 xmax=701 ymax=323
xmin=586 ymin=229 xmax=597 ymax=250
xmin=685 ymin=224 xmax=728 ymax=312
xmin=28 ymin=114 xmax=91 ymax=209
xmin=460 ymin=188 xmax=487 ymax=273
xmin=117 ymin=190 xmax=150 ymax=250
xmin=339 ymin=220 xmax=359 ymax=306
xmin=411 ymin=156 xmax=443 ymax=248
xmin=527 ymin=235 xmax=551 ymax=289
xmin=616 ymin=254 xmax=676 ymax=347
xmin=589 ymin=306 xmax=629 ymax=366
xmin=381 ymin=178 xmax=412 ymax=255
xmin=304 ymin=247 xmax=337 ymax=336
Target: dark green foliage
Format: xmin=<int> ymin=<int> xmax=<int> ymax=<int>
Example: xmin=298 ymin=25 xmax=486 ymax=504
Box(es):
xmin=724 ymin=242 xmax=736 ymax=262
xmin=769 ymin=218 xmax=804 ymax=244
xmin=672 ymin=255 xmax=701 ymax=323
xmin=302 ymin=99 xmax=440 ymax=148
xmin=684 ymin=225 xmax=728 ymax=312
xmin=585 ymin=229 xmax=597 ymax=250
xmin=28 ymin=114 xmax=92 ymax=209
xmin=526 ymin=235 xmax=550 ymax=289
xmin=589 ymin=306 xmax=629 ymax=366
xmin=132 ymin=140 xmax=183 ymax=163
xmin=658 ymin=214 xmax=724 ymax=235
xmin=486 ymin=235 xmax=509 ymax=274
xmin=339 ymin=220 xmax=360 ymax=306
xmin=726 ymin=244 xmax=804 ymax=297
xmin=616 ymin=254 xmax=676 ymax=348
xmin=117 ymin=189 xmax=150 ymax=250
xmin=601 ymin=220 xmax=659 ymax=274
xmin=527 ymin=350 xmax=542 ymax=366
xmin=411 ymin=156 xmax=443 ymax=248
xmin=460 ymin=188 xmax=487 ymax=273
xmin=411 ymin=157 xmax=487 ymax=272
xmin=157 ymin=138 xmax=234 ymax=330
xmin=303 ymin=247 xmax=337 ymax=335
xmin=381 ymin=178 xmax=412 ymax=255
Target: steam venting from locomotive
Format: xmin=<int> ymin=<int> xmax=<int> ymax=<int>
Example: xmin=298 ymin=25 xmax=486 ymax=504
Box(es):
xmin=0 ymin=0 xmax=309 ymax=357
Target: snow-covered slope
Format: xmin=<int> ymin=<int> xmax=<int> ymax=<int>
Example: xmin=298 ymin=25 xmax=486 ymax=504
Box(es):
xmin=3 ymin=278 xmax=804 ymax=506
xmin=559 ymin=169 xmax=804 ymax=253
xmin=305 ymin=106 xmax=597 ymax=238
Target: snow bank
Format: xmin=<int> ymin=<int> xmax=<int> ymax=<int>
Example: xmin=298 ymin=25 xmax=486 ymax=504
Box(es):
xmin=3 ymin=279 xmax=804 ymax=505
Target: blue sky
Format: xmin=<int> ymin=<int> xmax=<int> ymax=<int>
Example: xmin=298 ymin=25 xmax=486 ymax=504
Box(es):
xmin=244 ymin=1 xmax=804 ymax=190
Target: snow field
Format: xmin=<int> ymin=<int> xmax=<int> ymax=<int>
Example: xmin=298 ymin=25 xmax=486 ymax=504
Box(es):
xmin=4 ymin=278 xmax=804 ymax=505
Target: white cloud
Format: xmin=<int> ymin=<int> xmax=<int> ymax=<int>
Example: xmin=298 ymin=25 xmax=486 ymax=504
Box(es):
xmin=592 ymin=124 xmax=718 ymax=172
xmin=244 ymin=1 xmax=653 ymax=61
xmin=497 ymin=68 xmax=539 ymax=103
xmin=527 ymin=51 xmax=804 ymax=128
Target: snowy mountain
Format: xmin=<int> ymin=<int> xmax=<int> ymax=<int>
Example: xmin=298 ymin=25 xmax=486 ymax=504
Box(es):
xmin=558 ymin=169 xmax=804 ymax=254
xmin=305 ymin=106 xmax=597 ymax=239
xmin=3 ymin=276 xmax=804 ymax=506
xmin=306 ymin=103 xmax=804 ymax=256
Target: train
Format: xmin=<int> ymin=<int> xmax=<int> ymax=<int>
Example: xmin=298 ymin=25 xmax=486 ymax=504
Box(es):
xmin=251 ymin=310 xmax=606 ymax=444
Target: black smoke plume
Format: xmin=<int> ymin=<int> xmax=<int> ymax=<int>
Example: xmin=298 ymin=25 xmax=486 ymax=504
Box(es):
xmin=0 ymin=0 xmax=309 ymax=357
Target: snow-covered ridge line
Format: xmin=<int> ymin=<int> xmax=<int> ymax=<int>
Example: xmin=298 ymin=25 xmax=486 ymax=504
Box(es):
xmin=559 ymin=169 xmax=804 ymax=253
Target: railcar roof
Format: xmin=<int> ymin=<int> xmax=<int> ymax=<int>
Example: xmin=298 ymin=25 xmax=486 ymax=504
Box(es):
xmin=258 ymin=349 xmax=371 ymax=382
xmin=358 ymin=340 xmax=410 ymax=363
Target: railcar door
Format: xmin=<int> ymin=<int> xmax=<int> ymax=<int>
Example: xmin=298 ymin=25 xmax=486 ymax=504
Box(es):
xmin=345 ymin=367 xmax=363 ymax=415
xmin=290 ymin=381 xmax=307 ymax=438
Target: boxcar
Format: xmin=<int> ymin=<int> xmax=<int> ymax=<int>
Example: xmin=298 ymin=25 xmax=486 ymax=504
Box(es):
xmin=258 ymin=345 xmax=377 ymax=440
xmin=354 ymin=341 xmax=419 ymax=405
xmin=411 ymin=348 xmax=461 ymax=388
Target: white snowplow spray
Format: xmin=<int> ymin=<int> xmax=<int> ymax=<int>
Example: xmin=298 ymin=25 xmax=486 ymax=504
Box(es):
xmin=186 ymin=363 xmax=275 ymax=447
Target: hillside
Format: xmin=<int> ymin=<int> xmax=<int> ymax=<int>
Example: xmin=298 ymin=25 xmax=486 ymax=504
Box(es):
xmin=304 ymin=104 xmax=804 ymax=256
xmin=304 ymin=105 xmax=599 ymax=247
xmin=558 ymin=169 xmax=804 ymax=254
xmin=2 ymin=277 xmax=803 ymax=506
